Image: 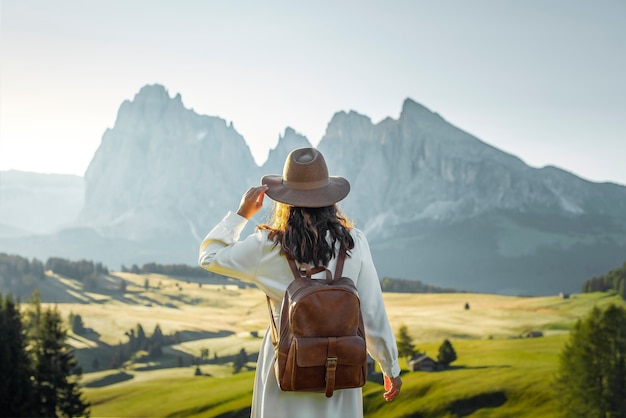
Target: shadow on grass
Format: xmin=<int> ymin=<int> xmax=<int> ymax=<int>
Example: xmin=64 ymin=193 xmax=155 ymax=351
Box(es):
xmin=448 ymin=391 xmax=507 ymax=417
xmin=446 ymin=364 xmax=512 ymax=370
xmin=84 ymin=371 xmax=134 ymax=388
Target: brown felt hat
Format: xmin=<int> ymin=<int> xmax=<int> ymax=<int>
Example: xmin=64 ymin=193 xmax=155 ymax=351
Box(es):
xmin=261 ymin=148 xmax=350 ymax=208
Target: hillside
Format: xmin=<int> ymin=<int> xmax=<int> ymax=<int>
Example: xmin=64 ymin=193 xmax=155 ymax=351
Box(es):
xmin=35 ymin=270 xmax=620 ymax=355
xmin=42 ymin=269 xmax=619 ymax=418
xmin=84 ymin=336 xmax=569 ymax=417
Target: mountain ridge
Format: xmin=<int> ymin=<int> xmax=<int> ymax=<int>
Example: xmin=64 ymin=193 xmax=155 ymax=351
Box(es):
xmin=1 ymin=84 xmax=625 ymax=295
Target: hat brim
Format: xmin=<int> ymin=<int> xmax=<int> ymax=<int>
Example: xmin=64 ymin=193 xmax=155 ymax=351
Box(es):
xmin=261 ymin=175 xmax=350 ymax=208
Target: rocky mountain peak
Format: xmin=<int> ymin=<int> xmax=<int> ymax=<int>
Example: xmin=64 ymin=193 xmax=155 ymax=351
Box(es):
xmin=135 ymin=83 xmax=171 ymax=102
xmin=400 ymin=97 xmax=439 ymax=119
xmin=112 ymin=84 xmax=187 ymax=132
xmin=322 ymin=110 xmax=375 ymax=148
xmin=261 ymin=127 xmax=311 ymax=176
xmin=79 ymin=85 xmax=256 ymax=243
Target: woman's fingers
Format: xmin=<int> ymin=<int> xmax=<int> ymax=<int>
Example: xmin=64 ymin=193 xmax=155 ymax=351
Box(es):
xmin=383 ymin=375 xmax=402 ymax=402
xmin=237 ymin=185 xmax=268 ymax=219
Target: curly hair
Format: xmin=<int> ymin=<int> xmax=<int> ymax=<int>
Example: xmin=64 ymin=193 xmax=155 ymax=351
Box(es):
xmin=259 ymin=202 xmax=354 ymax=266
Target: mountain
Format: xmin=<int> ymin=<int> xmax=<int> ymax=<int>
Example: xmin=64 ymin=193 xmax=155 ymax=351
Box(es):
xmin=78 ymin=85 xmax=257 ymax=242
xmin=316 ymin=100 xmax=626 ymax=294
xmin=1 ymin=84 xmax=625 ymax=295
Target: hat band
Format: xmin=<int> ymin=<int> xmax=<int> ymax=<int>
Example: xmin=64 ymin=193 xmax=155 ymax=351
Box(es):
xmin=283 ymin=178 xmax=329 ymax=190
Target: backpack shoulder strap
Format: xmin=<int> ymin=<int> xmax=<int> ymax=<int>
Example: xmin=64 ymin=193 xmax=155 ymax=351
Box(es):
xmin=287 ymin=258 xmax=330 ymax=280
xmin=334 ymin=249 xmax=346 ymax=281
xmin=267 ymin=295 xmax=279 ymax=347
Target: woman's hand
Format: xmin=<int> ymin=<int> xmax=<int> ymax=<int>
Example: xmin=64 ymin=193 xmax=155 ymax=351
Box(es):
xmin=383 ymin=374 xmax=402 ymax=402
xmin=237 ymin=185 xmax=268 ymax=219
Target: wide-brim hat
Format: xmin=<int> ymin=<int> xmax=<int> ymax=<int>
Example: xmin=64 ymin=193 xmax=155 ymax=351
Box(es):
xmin=261 ymin=147 xmax=350 ymax=208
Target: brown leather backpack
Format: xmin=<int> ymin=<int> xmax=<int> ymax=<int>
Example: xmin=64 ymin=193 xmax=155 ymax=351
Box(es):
xmin=267 ymin=250 xmax=368 ymax=397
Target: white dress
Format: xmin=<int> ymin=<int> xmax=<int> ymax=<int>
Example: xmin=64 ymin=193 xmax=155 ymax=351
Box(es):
xmin=199 ymin=212 xmax=401 ymax=418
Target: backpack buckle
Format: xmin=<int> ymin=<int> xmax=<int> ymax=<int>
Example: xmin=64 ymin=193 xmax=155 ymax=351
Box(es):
xmin=326 ymin=357 xmax=338 ymax=370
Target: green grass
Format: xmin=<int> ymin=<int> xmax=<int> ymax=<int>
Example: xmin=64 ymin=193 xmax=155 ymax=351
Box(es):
xmin=86 ymin=367 xmax=254 ymax=417
xmin=77 ymin=289 xmax=625 ymax=418
xmin=363 ymin=336 xmax=567 ymax=417
xmin=86 ymin=336 xmax=567 ymax=418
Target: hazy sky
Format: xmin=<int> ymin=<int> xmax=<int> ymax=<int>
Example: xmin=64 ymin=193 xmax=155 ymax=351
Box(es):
xmin=1 ymin=1 xmax=625 ymax=185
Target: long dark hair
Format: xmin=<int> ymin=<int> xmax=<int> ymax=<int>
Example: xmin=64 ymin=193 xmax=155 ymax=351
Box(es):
xmin=259 ymin=203 xmax=355 ymax=266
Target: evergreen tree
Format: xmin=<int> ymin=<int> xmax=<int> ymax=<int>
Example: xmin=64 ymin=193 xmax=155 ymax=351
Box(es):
xmin=0 ymin=293 xmax=36 ymax=417
xmin=200 ymin=348 xmax=210 ymax=362
xmin=24 ymin=288 xmax=43 ymax=338
xmin=151 ymin=324 xmax=164 ymax=345
xmin=133 ymin=323 xmax=146 ymax=351
xmin=555 ymin=304 xmax=626 ymax=417
xmin=437 ymin=339 xmax=457 ymax=367
xmin=32 ymin=306 xmax=90 ymax=417
xmin=233 ymin=348 xmax=249 ymax=373
xmin=396 ymin=324 xmax=417 ymax=361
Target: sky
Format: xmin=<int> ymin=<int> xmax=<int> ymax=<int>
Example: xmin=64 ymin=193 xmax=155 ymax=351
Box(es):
xmin=1 ymin=1 xmax=625 ymax=185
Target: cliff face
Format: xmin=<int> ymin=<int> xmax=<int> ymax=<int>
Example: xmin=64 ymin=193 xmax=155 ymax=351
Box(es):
xmin=78 ymin=84 xmax=257 ymax=243
xmin=315 ymin=98 xmax=626 ymax=293
xmin=2 ymin=86 xmax=625 ymax=295
xmin=318 ymin=98 xmax=626 ymax=236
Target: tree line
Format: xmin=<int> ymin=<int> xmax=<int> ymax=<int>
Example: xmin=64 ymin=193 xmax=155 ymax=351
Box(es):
xmin=3 ymin=253 xmax=465 ymax=296
xmin=0 ymin=253 xmax=111 ymax=296
xmin=109 ymin=323 xmax=182 ymax=369
xmin=0 ymin=253 xmax=45 ymax=297
xmin=0 ymin=254 xmax=231 ymax=299
xmin=380 ymin=277 xmax=463 ymax=293
xmin=581 ymin=261 xmax=626 ymax=300
xmin=0 ymin=291 xmax=90 ymax=417
xmin=121 ymin=262 xmax=212 ymax=278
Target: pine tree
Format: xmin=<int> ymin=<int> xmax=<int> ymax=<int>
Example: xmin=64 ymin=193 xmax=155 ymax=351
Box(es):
xmin=437 ymin=339 xmax=457 ymax=367
xmin=32 ymin=306 xmax=90 ymax=417
xmin=555 ymin=304 xmax=626 ymax=417
xmin=136 ymin=323 xmax=146 ymax=348
xmin=24 ymin=288 xmax=43 ymax=338
xmin=0 ymin=293 xmax=36 ymax=417
xmin=396 ymin=324 xmax=417 ymax=361
xmin=233 ymin=348 xmax=249 ymax=373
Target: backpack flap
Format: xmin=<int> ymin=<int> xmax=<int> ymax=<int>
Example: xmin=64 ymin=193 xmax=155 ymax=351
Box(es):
xmin=295 ymin=336 xmax=367 ymax=367
xmin=291 ymin=335 xmax=367 ymax=397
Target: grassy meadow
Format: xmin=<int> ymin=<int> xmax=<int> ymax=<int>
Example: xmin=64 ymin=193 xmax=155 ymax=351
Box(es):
xmin=35 ymin=271 xmax=626 ymax=417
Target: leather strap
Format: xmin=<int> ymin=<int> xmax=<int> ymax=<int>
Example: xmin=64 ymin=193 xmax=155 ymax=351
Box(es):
xmin=287 ymin=258 xmax=329 ymax=280
xmin=334 ymin=249 xmax=346 ymax=280
xmin=266 ymin=295 xmax=279 ymax=347
xmin=325 ymin=337 xmax=338 ymax=397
